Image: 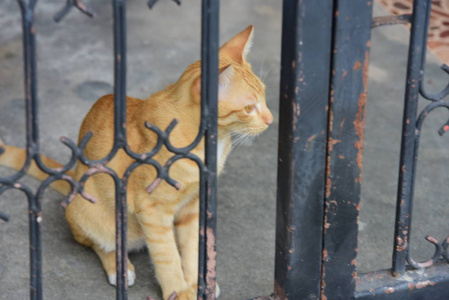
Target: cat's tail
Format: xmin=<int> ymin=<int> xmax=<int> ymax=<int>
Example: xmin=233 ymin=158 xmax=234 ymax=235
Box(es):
xmin=0 ymin=138 xmax=74 ymax=195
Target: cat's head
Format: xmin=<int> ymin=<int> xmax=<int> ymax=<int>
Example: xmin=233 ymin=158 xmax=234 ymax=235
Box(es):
xmin=192 ymin=26 xmax=273 ymax=139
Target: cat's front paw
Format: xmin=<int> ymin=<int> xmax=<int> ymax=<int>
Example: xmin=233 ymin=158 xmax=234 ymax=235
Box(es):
xmin=215 ymin=283 xmax=221 ymax=298
xmin=165 ymin=287 xmax=196 ymax=300
xmin=107 ymin=269 xmax=136 ymax=287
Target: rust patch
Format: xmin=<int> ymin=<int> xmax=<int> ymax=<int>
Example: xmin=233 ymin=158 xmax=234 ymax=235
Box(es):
xmin=416 ymin=280 xmax=436 ymax=289
xmin=328 ymin=200 xmax=338 ymax=215
xmin=307 ymin=134 xmax=317 ymax=143
xmin=205 ymin=227 xmax=217 ymax=296
xmin=385 ymin=287 xmax=395 ymax=294
xmin=328 ymin=138 xmax=341 ymax=152
xmin=338 ymin=118 xmax=346 ymax=137
xmin=338 ymin=155 xmax=344 ymax=159
xmin=325 ymin=156 xmax=332 ymax=198
xmin=341 ymin=70 xmax=348 ymax=81
xmin=323 ymin=248 xmax=328 ymax=261
xmin=274 ymin=280 xmax=286 ymax=300
xmin=351 ymin=259 xmax=357 ymax=267
xmin=408 ymin=283 xmax=415 ymax=290
xmin=292 ymin=102 xmax=300 ymax=131
xmin=396 ymin=245 xmax=405 ymax=252
xmin=353 ymin=61 xmax=362 ymax=70
xmin=320 ymin=249 xmax=328 ymax=300
xmin=353 ymin=50 xmax=370 ymax=183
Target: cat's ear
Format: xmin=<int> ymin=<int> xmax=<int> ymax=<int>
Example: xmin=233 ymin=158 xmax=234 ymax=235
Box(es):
xmin=218 ymin=65 xmax=234 ymax=97
xmin=220 ymin=25 xmax=254 ymax=64
xmin=191 ymin=65 xmax=234 ymax=100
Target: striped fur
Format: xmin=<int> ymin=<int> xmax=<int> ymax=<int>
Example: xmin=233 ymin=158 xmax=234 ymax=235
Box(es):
xmin=0 ymin=26 xmax=272 ymax=300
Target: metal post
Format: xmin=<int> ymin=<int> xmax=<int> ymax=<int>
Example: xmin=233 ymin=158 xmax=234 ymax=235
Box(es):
xmin=198 ymin=0 xmax=219 ymax=299
xmin=274 ymin=1 xmax=333 ymax=299
xmin=320 ymin=0 xmax=373 ymax=299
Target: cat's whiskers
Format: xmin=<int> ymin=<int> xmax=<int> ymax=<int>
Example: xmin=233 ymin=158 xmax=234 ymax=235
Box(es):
xmin=230 ymin=128 xmax=260 ymax=150
xmin=260 ymin=64 xmax=273 ymax=82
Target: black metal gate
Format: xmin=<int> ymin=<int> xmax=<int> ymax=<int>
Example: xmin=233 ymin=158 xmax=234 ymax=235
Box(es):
xmin=1 ymin=0 xmax=448 ymax=299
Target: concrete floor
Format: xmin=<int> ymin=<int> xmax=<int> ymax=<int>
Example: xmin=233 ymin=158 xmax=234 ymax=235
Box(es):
xmin=0 ymin=1 xmax=448 ymax=300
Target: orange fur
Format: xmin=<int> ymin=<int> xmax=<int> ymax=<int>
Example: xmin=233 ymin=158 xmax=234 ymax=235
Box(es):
xmin=0 ymin=25 xmax=272 ymax=300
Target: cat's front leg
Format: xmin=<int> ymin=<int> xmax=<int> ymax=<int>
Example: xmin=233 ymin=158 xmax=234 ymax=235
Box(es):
xmin=137 ymin=209 xmax=195 ymax=300
xmin=174 ymin=197 xmax=199 ymax=288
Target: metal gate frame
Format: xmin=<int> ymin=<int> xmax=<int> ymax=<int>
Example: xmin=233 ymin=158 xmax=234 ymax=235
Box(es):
xmin=275 ymin=0 xmax=449 ymax=299
xmin=1 ymin=0 xmax=449 ymax=299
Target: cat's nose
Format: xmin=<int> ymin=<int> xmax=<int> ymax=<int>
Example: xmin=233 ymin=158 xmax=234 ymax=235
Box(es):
xmin=264 ymin=114 xmax=273 ymax=125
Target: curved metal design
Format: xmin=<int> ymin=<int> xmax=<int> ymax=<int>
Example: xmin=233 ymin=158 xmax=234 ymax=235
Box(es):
xmin=148 ymin=0 xmax=181 ymax=10
xmin=392 ymin=0 xmax=449 ymax=275
xmin=54 ymin=0 xmax=95 ymax=23
xmin=0 ymin=0 xmax=219 ymax=299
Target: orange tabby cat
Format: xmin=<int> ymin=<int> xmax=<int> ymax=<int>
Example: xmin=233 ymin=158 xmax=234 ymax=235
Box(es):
xmin=0 ymin=25 xmax=272 ymax=300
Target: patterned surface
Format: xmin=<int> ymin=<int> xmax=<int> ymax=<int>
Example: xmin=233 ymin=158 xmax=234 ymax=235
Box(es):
xmin=379 ymin=0 xmax=449 ymax=63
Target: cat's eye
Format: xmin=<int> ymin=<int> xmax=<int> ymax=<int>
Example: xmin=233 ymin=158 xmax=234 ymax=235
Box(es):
xmin=244 ymin=104 xmax=256 ymax=114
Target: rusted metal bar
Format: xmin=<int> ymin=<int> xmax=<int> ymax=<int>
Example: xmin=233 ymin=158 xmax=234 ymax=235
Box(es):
xmin=249 ymin=294 xmax=281 ymax=300
xmin=371 ymin=14 xmax=412 ymax=28
xmin=320 ymin=0 xmax=373 ymax=299
xmin=392 ymin=0 xmax=431 ymax=277
xmin=274 ymin=0 xmax=333 ymax=299
xmin=356 ymin=262 xmax=449 ymax=299
xmin=197 ymin=1 xmax=219 ymax=299
xmin=111 ymin=0 xmax=129 ymax=298
xmin=16 ymin=1 xmax=43 ymax=299
xmin=392 ymin=0 xmax=449 ymax=276
xmin=53 ymin=0 xmax=95 ymax=23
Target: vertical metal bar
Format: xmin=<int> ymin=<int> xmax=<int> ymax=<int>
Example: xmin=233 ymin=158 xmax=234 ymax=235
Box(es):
xmin=17 ymin=0 xmax=43 ymax=299
xmin=112 ymin=0 xmax=128 ymax=299
xmin=197 ymin=0 xmax=219 ymax=299
xmin=392 ymin=0 xmax=430 ymax=276
xmin=274 ymin=1 xmax=333 ymax=299
xmin=28 ymin=199 xmax=42 ymax=300
xmin=113 ymin=0 xmax=127 ymax=145
xmin=320 ymin=1 xmax=373 ymax=299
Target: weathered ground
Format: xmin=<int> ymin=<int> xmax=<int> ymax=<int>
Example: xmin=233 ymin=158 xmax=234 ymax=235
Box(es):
xmin=0 ymin=1 xmax=448 ymax=299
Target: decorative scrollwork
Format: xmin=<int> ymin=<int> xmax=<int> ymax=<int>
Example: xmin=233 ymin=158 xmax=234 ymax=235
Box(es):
xmin=392 ymin=0 xmax=449 ymax=274
xmin=442 ymin=237 xmax=449 ymax=262
xmin=54 ymin=0 xmax=95 ymax=23
xmin=2 ymin=0 xmax=219 ymax=297
xmin=407 ymin=235 xmax=443 ymax=269
xmin=420 ymin=64 xmax=449 ymax=102
xmin=148 ymin=0 xmax=181 ymax=10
